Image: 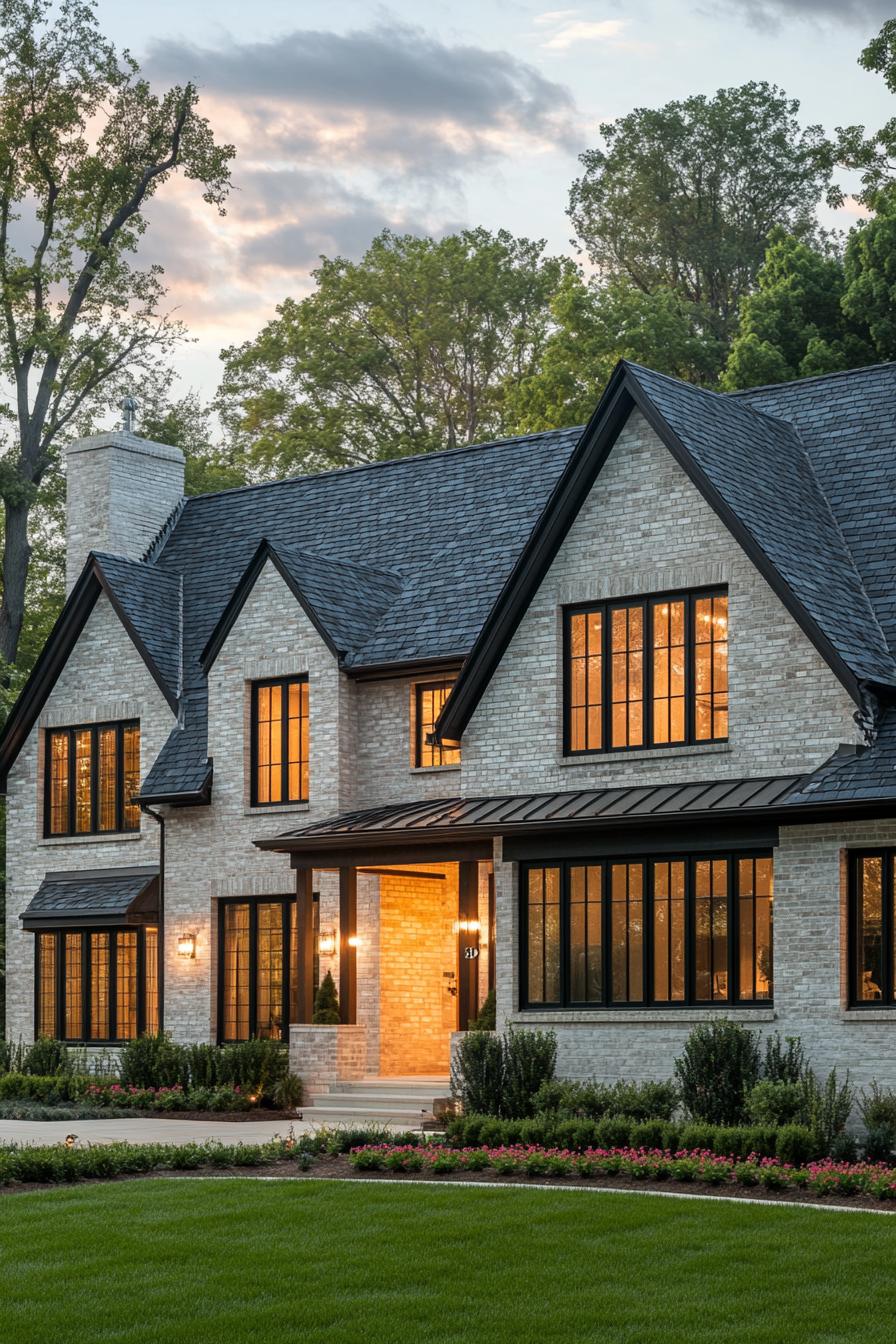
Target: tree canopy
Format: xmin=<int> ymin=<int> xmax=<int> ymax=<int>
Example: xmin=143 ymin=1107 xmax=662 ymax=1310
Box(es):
xmin=568 ymin=82 xmax=829 ymax=344
xmin=217 ymin=227 xmax=574 ymax=478
xmin=0 ymin=0 xmax=234 ymax=666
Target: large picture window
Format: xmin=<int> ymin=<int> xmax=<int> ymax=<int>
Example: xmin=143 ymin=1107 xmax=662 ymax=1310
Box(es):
xmin=414 ymin=681 xmax=461 ymax=768
xmin=564 ymin=590 xmax=728 ymax=754
xmin=44 ymin=721 xmax=140 ymax=837
xmin=251 ymin=678 xmax=309 ymax=806
xmin=849 ymin=851 xmax=896 ymax=1005
xmin=218 ymin=899 xmax=297 ymax=1042
xmin=35 ymin=925 xmax=158 ymax=1041
xmin=521 ymin=853 xmax=772 ymax=1008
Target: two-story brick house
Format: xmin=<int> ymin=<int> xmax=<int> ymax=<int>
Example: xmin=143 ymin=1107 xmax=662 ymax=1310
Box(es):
xmin=3 ymin=359 xmax=896 ymax=1106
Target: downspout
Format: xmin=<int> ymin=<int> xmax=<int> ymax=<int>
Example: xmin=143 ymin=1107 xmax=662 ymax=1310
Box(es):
xmin=140 ymin=804 xmax=166 ymax=1031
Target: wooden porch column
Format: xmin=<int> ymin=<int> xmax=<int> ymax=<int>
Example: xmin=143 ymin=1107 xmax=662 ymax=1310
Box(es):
xmin=457 ymin=861 xmax=480 ymax=1030
xmin=339 ymin=867 xmax=357 ymax=1024
xmin=295 ymin=867 xmax=314 ymax=1023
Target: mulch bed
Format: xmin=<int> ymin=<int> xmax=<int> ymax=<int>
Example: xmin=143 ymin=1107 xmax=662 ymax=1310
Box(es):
xmin=1 ymin=1152 xmax=893 ymax=1211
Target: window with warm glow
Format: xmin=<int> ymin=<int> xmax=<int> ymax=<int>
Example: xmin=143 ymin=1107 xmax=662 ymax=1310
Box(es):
xmin=219 ymin=899 xmax=297 ymax=1042
xmin=251 ymin=677 xmax=309 ymax=806
xmin=849 ymin=851 xmax=896 ymax=1005
xmin=522 ymin=853 xmax=771 ymax=1008
xmin=414 ymin=681 xmax=461 ymax=767
xmin=34 ymin=925 xmax=158 ymax=1040
xmin=564 ymin=590 xmax=728 ymax=754
xmin=44 ymin=721 xmax=140 ymax=837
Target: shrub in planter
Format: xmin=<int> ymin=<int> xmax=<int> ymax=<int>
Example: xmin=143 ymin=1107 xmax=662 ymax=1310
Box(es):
xmin=674 ymin=1020 xmax=761 ymax=1126
xmin=775 ymin=1124 xmax=816 ymax=1167
xmin=312 ymin=971 xmax=340 ymax=1024
xmin=451 ymin=1030 xmax=504 ymax=1116
xmin=119 ymin=1033 xmax=189 ymax=1089
xmin=469 ymin=989 xmax=496 ymax=1032
xmin=502 ymin=1029 xmax=557 ymax=1120
xmin=762 ymin=1033 xmax=807 ymax=1085
xmin=746 ymin=1080 xmax=806 ymax=1127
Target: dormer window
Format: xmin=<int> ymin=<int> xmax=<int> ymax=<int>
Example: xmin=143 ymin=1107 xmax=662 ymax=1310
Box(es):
xmin=564 ymin=589 xmax=728 ymax=754
xmin=251 ymin=677 xmax=309 ymax=806
xmin=44 ymin=721 xmax=140 ymax=837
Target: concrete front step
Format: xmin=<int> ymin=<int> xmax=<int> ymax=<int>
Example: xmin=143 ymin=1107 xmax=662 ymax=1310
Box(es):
xmin=302 ymin=1104 xmax=435 ymax=1125
xmin=308 ymin=1091 xmax=445 ymax=1108
xmin=302 ymin=1075 xmax=451 ymax=1126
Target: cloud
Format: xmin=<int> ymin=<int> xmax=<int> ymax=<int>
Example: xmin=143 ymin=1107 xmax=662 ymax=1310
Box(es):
xmin=534 ymin=13 xmax=628 ymax=51
xmin=719 ymin=0 xmax=893 ymax=27
xmin=145 ymin=22 xmax=580 ymax=170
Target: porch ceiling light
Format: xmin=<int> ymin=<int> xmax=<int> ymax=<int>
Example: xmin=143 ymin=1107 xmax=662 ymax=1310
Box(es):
xmin=177 ymin=932 xmax=196 ymax=960
xmin=318 ymin=929 xmax=337 ymax=957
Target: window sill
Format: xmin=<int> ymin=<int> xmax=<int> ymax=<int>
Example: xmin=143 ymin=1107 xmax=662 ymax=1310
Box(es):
xmin=558 ymin=742 xmax=732 ymax=768
xmin=512 ymin=1007 xmax=776 ymax=1025
xmin=39 ymin=830 xmax=144 ymax=847
xmin=840 ymin=1009 xmax=896 ymax=1022
xmin=410 ymin=765 xmax=461 ymax=775
xmin=244 ymin=802 xmax=310 ymax=818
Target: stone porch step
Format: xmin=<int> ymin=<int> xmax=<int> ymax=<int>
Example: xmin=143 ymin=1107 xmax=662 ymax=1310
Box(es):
xmin=302 ymin=1075 xmax=451 ymax=1127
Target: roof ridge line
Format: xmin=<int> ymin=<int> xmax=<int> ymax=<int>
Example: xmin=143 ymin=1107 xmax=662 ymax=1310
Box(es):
xmin=271 ymin=539 xmax=403 ymax=586
xmin=179 ymin=425 xmax=585 ymax=507
xmin=727 ymin=360 xmax=895 ymax=398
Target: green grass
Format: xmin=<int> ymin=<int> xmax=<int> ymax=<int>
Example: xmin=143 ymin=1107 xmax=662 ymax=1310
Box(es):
xmin=2 ymin=1179 xmax=896 ymax=1343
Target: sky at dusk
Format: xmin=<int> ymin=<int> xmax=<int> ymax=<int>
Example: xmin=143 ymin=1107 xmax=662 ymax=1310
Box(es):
xmin=93 ymin=0 xmax=896 ymax=399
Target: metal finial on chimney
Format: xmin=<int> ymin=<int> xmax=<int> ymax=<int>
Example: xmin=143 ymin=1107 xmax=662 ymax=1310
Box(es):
xmin=120 ymin=395 xmax=138 ymax=434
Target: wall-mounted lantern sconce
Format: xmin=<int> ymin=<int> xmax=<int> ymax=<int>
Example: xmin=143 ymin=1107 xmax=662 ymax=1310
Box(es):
xmin=454 ymin=918 xmax=480 ymax=936
xmin=318 ymin=929 xmax=337 ymax=957
xmin=177 ymin=932 xmax=197 ymax=960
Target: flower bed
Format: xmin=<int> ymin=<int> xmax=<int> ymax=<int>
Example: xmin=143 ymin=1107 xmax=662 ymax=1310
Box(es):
xmin=83 ymin=1082 xmax=255 ymax=1113
xmin=348 ymin=1143 xmax=896 ymax=1201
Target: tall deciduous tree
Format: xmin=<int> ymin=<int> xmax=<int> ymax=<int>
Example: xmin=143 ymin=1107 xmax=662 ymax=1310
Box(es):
xmin=0 ymin=0 xmax=233 ymax=666
xmin=568 ymin=82 xmax=829 ymax=343
xmin=505 ymin=273 xmax=723 ymax=433
xmin=842 ymin=190 xmax=896 ymax=360
xmin=720 ymin=230 xmax=874 ymax=391
xmin=217 ymin=228 xmax=574 ymax=478
xmin=825 ymin=20 xmax=896 ymax=209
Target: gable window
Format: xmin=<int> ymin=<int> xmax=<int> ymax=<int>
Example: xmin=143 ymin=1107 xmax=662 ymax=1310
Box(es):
xmin=251 ymin=677 xmax=309 ymax=806
xmin=44 ymin=721 xmax=140 ymax=837
xmin=564 ymin=589 xmax=728 ymax=754
xmin=849 ymin=851 xmax=896 ymax=1005
xmin=218 ymin=899 xmax=297 ymax=1041
xmin=521 ymin=852 xmax=771 ymax=1008
xmin=414 ymin=681 xmax=460 ymax=768
xmin=35 ymin=925 xmax=158 ymax=1041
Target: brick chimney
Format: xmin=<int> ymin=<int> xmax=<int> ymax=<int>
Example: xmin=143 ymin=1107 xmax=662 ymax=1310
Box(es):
xmin=65 ymin=416 xmax=185 ymax=592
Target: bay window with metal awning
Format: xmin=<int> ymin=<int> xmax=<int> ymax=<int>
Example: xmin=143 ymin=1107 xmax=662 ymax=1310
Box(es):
xmin=21 ymin=867 xmax=160 ymax=1043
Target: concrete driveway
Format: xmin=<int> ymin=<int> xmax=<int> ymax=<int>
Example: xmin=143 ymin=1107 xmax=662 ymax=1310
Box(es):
xmin=0 ymin=1115 xmax=315 ymax=1147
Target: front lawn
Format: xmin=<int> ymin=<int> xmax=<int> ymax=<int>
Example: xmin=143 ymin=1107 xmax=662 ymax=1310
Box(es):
xmin=2 ymin=1180 xmax=895 ymax=1343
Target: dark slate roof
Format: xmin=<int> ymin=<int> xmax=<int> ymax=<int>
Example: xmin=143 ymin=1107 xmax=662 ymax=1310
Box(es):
xmin=93 ymin=553 xmax=182 ymax=705
xmin=257 ymin=776 xmax=801 ymax=851
xmin=626 ymin=363 xmax=896 ymax=687
xmin=734 ymin=363 xmax=896 ymax=660
xmin=137 ymin=691 xmax=210 ymax=802
xmin=783 ymin=711 xmax=896 ymax=806
xmin=21 ymin=866 xmax=159 ymax=927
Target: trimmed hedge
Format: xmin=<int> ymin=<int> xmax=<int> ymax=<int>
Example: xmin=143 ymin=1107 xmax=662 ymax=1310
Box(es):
xmin=443 ymin=1111 xmax=819 ymax=1163
xmin=0 ymin=1137 xmax=302 ymax=1186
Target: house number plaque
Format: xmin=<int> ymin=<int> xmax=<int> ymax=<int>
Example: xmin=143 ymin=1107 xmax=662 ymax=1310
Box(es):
xmin=463 ymin=946 xmax=480 ymax=959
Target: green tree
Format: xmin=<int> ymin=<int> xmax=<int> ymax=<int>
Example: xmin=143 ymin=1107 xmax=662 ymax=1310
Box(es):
xmin=720 ymin=230 xmax=873 ymax=391
xmin=217 ymin=227 xmax=574 ymax=478
xmin=825 ymin=20 xmax=896 ymax=209
xmin=137 ymin=386 xmax=247 ymax=496
xmin=506 ymin=272 xmax=723 ymax=432
xmin=569 ymin=82 xmax=829 ymax=344
xmin=312 ymin=970 xmax=340 ymax=1025
xmin=0 ymin=0 xmax=234 ymax=666
xmin=842 ymin=190 xmax=896 ymax=360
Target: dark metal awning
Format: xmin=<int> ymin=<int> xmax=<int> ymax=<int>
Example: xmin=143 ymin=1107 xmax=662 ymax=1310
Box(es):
xmin=21 ymin=866 xmax=159 ymax=929
xmin=255 ymin=776 xmax=811 ymax=865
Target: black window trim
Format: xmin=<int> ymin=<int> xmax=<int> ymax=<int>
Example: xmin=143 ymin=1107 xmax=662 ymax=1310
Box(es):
xmin=216 ymin=897 xmax=295 ymax=1043
xmin=33 ymin=923 xmax=158 ymax=1043
xmin=562 ymin=585 xmax=729 ymax=756
xmin=43 ymin=719 xmax=140 ymax=838
xmin=848 ymin=848 xmax=896 ymax=1008
xmin=414 ymin=679 xmax=460 ymax=769
xmin=250 ymin=675 xmax=309 ymax=808
xmin=519 ymin=848 xmax=773 ymax=1010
